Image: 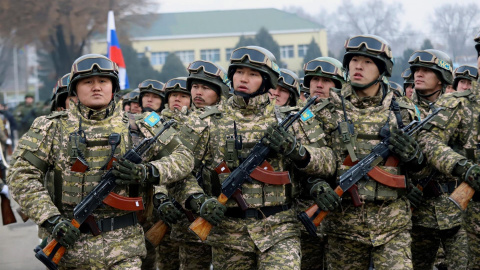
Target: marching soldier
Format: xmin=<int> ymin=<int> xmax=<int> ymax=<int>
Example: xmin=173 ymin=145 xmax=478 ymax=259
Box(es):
xmin=401 ymin=68 xmax=415 ymax=100
xmin=139 ymin=79 xmax=165 ymax=113
xmin=453 ymin=65 xmax=478 ymax=92
xmin=268 ymin=68 xmax=300 ymax=106
xmin=50 ymin=74 xmax=78 ymax=112
xmin=7 ymin=54 xmax=194 ymax=269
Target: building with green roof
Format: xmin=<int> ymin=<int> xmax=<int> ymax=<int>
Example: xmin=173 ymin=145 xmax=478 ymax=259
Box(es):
xmin=91 ymin=8 xmax=327 ymax=76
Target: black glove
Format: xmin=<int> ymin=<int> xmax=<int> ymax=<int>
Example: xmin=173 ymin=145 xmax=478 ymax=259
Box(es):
xmin=309 ymin=179 xmax=341 ymax=211
xmin=262 ymin=123 xmax=307 ymax=162
xmin=454 ymin=160 xmax=480 ymax=192
xmin=153 ymin=193 xmax=183 ymax=226
xmin=388 ymin=126 xmax=423 ymax=163
xmin=406 ymin=184 xmax=423 ymax=208
xmin=188 ymin=193 xmax=226 ymax=226
xmin=42 ymin=215 xmax=80 ymax=248
xmin=112 ymin=159 xmax=158 ymax=185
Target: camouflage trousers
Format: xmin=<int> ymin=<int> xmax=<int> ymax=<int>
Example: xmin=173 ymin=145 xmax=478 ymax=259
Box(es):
xmin=141 ymin=221 xmax=156 ymax=270
xmin=178 ymin=241 xmax=212 ymax=270
xmin=411 ymin=225 xmax=468 ymax=269
xmin=57 ymin=224 xmax=146 ymax=269
xmin=212 ymin=236 xmax=301 ymax=270
xmin=465 ymin=201 xmax=480 ymax=269
xmin=156 ymin=230 xmax=180 ymax=270
xmin=300 ymin=228 xmax=325 ymax=270
xmin=326 ymin=230 xmax=412 ymax=270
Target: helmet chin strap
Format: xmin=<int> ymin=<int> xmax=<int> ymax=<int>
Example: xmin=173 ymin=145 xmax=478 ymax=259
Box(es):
xmin=416 ymin=84 xmax=445 ymax=98
xmin=350 ymin=72 xmax=384 ymax=91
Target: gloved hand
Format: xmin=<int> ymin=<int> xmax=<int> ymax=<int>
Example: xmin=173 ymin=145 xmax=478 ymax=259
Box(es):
xmin=454 ymin=160 xmax=480 ymax=192
xmin=262 ymin=123 xmax=307 ymax=162
xmin=153 ymin=193 xmax=183 ymax=226
xmin=112 ymin=159 xmax=158 ymax=185
xmin=309 ymin=180 xmax=341 ymax=211
xmin=406 ymin=184 xmax=423 ymax=208
xmin=388 ymin=126 xmax=423 ymax=163
xmin=188 ymin=193 xmax=226 ymax=226
xmin=42 ymin=215 xmax=80 ymax=248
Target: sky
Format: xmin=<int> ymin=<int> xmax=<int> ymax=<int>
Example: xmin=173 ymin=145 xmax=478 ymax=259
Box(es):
xmin=155 ymin=0 xmax=479 ymax=35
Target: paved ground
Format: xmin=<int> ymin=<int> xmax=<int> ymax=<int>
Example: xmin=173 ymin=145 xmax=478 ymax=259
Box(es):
xmin=0 ymin=198 xmax=44 ymax=270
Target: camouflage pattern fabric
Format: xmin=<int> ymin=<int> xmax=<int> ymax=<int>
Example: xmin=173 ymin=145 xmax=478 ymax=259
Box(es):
xmin=178 ymin=240 xmax=212 ymax=270
xmin=326 ymin=230 xmax=412 ymax=270
xmin=13 ymin=102 xmax=45 ymax=137
xmin=465 ymin=201 xmax=480 ymax=269
xmin=211 ymin=236 xmax=301 ymax=270
xmin=315 ymin=85 xmax=417 ymax=268
xmin=7 ymin=100 xmax=193 ymax=268
xmin=299 ymin=226 xmax=325 ymax=270
xmin=410 ymin=225 xmax=467 ymax=269
xmin=156 ymin=230 xmax=181 ymax=270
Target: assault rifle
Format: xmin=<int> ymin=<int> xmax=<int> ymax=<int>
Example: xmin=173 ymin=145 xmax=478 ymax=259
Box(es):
xmin=449 ymin=180 xmax=477 ymax=211
xmin=298 ymin=107 xmax=443 ymax=236
xmin=189 ymin=96 xmax=318 ymax=241
xmin=34 ymin=119 xmax=176 ymax=270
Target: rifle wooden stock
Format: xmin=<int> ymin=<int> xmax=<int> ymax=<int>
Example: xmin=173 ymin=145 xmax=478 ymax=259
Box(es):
xmin=449 ymin=182 xmax=475 ymax=211
xmin=304 ymin=186 xmax=344 ymax=227
xmin=145 ymin=220 xmax=169 ymax=247
xmin=189 ymin=193 xmax=228 ymax=241
xmin=1 ymin=194 xmax=16 ymax=225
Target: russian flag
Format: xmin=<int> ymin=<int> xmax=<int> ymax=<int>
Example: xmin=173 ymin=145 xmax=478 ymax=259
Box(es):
xmin=107 ymin=10 xmax=129 ymax=90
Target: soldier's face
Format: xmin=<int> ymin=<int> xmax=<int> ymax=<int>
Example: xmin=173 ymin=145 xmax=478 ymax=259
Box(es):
xmin=268 ymin=86 xmax=290 ymax=106
xmin=309 ymin=76 xmax=335 ymax=101
xmin=405 ymin=84 xmax=414 ymax=99
xmin=348 ymin=56 xmax=380 ymax=85
xmin=142 ymin=92 xmax=162 ymax=111
xmin=457 ymin=79 xmax=472 ymax=92
xmin=130 ymin=102 xmax=142 ymax=114
xmin=191 ymin=83 xmax=219 ymax=108
xmin=414 ymin=67 xmax=442 ymax=92
xmin=75 ymin=75 xmax=113 ymax=110
xmin=25 ymin=97 xmax=34 ymax=105
xmin=232 ymin=67 xmax=263 ymax=94
xmin=168 ymin=92 xmax=191 ymax=111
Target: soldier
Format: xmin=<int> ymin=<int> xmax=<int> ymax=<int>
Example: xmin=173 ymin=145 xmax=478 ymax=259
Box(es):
xmin=407 ymin=49 xmax=468 ymax=269
xmin=304 ymin=57 xmax=345 ymax=102
xmin=187 ymin=60 xmax=230 ymax=108
xmin=13 ymin=92 xmax=40 ymax=137
xmin=453 ymin=65 xmax=478 ymax=92
xmin=268 ymin=68 xmax=300 ymax=106
xmin=389 ymin=81 xmax=405 ymax=97
xmin=127 ymin=88 xmax=142 ymax=114
xmin=51 ymin=73 xmax=78 ymax=112
xmin=183 ymin=46 xmax=335 ymax=269
xmin=402 ymin=68 xmax=415 ymax=100
xmin=139 ymin=79 xmax=165 ymax=113
xmin=299 ymin=80 xmax=310 ymax=103
xmin=6 ymin=54 xmax=194 ymax=269
xmin=314 ymin=34 xmax=423 ymax=270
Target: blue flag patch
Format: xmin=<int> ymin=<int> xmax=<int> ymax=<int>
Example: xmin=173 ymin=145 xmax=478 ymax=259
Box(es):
xmin=300 ymin=108 xmax=314 ymax=122
xmin=144 ymin=112 xmax=161 ymax=127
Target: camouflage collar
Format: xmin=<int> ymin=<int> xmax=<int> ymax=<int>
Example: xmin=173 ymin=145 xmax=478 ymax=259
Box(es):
xmin=73 ymin=100 xmax=116 ymax=120
xmin=230 ymin=93 xmax=270 ymax=113
xmin=343 ymin=83 xmax=383 ymax=109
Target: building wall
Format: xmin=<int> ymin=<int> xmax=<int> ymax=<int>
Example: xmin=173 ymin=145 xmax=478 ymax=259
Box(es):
xmin=90 ymin=29 xmax=327 ymax=76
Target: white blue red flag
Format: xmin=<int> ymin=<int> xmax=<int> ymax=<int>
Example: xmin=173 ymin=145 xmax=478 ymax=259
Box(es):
xmin=107 ymin=10 xmax=129 ymax=89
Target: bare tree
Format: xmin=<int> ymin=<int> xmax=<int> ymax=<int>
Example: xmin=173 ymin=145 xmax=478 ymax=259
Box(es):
xmin=430 ymin=3 xmax=480 ymax=63
xmin=0 ymin=37 xmax=14 ymax=88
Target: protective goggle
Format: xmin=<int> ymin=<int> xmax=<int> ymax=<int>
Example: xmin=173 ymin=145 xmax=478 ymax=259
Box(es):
xmin=344 ymin=35 xmax=392 ymax=58
xmin=164 ymin=78 xmax=187 ymax=91
xmin=230 ymin=47 xmax=276 ymax=69
xmin=454 ymin=65 xmax=478 ymax=79
xmin=72 ymin=56 xmax=118 ymax=74
xmin=303 ymin=60 xmax=344 ymax=78
xmin=408 ymin=51 xmax=452 ymax=72
xmin=51 ymin=74 xmax=69 ymax=100
xmin=138 ymin=79 xmax=164 ymax=91
xmin=188 ymin=60 xmax=226 ymax=79
xmin=401 ymin=68 xmax=412 ymax=79
xmin=278 ymin=71 xmax=299 ymax=89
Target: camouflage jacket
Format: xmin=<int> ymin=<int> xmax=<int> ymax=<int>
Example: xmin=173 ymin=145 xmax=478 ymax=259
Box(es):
xmin=317 ymin=83 xmax=418 ymax=246
xmin=7 ymin=101 xmax=193 ymax=227
xmin=204 ymin=93 xmax=336 ymax=252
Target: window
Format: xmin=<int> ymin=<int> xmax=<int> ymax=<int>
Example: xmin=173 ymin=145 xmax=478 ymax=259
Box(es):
xmin=175 ymin=50 xmax=195 ymax=64
xmin=298 ymin=44 xmax=309 ymax=58
xmin=150 ymin=52 xmax=168 ymax=65
xmin=200 ymin=49 xmax=220 ymax=62
xmin=280 ymin=45 xmax=294 ymax=59
xmin=137 ymin=53 xmax=145 ymax=59
xmin=225 ymin=48 xmax=234 ymax=61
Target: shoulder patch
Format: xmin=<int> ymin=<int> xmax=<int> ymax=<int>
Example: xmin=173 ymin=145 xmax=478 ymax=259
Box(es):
xmin=300 ymin=108 xmax=315 ymax=122
xmin=144 ymin=111 xmax=161 ymax=127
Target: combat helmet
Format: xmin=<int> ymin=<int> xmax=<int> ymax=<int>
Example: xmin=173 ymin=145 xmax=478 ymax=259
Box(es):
xmin=408 ymin=49 xmax=453 ymax=85
xmin=125 ymin=88 xmax=140 ymax=104
xmin=138 ymin=79 xmax=165 ymax=107
xmin=68 ymin=54 xmax=120 ymax=96
xmin=164 ymin=77 xmax=189 ymax=101
xmin=228 ymin=46 xmax=280 ymax=96
xmin=453 ymin=65 xmax=478 ymax=90
xmin=389 ymin=81 xmax=404 ymax=97
xmin=187 ymin=60 xmax=231 ymax=99
xmin=276 ymin=68 xmax=300 ymax=106
xmin=343 ymin=34 xmax=394 ymax=77
xmin=51 ymin=73 xmax=70 ymax=111
xmin=401 ymin=68 xmax=414 ymax=90
xmin=303 ymin=57 xmax=345 ymax=89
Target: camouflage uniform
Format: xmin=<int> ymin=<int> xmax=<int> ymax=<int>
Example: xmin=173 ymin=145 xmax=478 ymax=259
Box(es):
xmin=418 ymin=87 xmax=480 ymax=270
xmin=13 ymin=101 xmax=41 ymax=138
xmin=7 ymin=100 xmax=194 ymax=269
xmin=204 ymin=93 xmax=335 ymax=269
xmin=317 ymin=85 xmax=418 ymax=270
